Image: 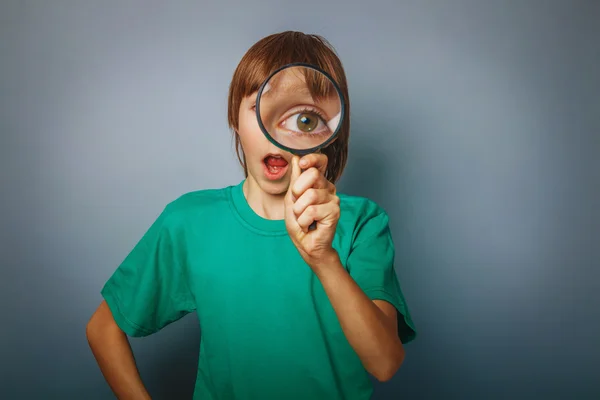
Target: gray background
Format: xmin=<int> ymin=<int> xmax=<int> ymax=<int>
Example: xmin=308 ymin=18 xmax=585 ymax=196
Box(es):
xmin=1 ymin=0 xmax=599 ymax=399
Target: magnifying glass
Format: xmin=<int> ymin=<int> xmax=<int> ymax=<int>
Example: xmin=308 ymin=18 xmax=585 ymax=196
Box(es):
xmin=256 ymin=62 xmax=345 ymax=156
xmin=255 ymin=63 xmax=345 ymax=230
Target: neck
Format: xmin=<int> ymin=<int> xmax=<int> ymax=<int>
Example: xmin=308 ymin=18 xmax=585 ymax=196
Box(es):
xmin=243 ymin=176 xmax=286 ymax=220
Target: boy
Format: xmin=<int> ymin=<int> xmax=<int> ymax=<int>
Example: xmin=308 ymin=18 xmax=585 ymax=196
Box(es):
xmin=86 ymin=31 xmax=416 ymax=400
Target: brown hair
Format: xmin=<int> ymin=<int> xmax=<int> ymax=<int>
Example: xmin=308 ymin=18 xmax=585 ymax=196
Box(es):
xmin=227 ymin=31 xmax=350 ymax=183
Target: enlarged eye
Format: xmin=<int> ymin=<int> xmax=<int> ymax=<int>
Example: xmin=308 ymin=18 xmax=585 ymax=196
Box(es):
xmin=280 ymin=111 xmax=329 ymax=135
xmin=297 ymin=112 xmax=319 ymax=132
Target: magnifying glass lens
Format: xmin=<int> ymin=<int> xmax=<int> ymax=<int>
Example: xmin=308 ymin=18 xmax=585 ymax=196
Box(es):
xmin=256 ymin=65 xmax=343 ymax=153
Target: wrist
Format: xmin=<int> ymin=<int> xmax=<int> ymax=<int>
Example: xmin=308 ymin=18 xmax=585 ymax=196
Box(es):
xmin=309 ymin=248 xmax=342 ymax=277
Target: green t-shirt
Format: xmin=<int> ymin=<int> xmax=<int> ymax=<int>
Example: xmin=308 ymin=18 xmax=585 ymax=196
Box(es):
xmin=101 ymin=179 xmax=416 ymax=400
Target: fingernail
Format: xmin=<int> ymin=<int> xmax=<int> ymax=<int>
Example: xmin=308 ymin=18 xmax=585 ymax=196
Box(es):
xmin=300 ymin=159 xmax=307 ymax=167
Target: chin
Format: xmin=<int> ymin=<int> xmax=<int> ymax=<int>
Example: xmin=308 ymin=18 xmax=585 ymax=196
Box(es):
xmin=248 ymin=169 xmax=289 ymax=195
xmin=260 ymin=179 xmax=289 ymax=196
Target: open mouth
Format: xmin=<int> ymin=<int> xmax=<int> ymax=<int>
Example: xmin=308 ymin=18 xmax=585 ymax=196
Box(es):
xmin=263 ymin=154 xmax=289 ymax=180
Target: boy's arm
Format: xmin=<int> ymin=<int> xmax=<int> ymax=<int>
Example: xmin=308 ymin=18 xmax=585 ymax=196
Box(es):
xmin=312 ymin=251 xmax=405 ymax=382
xmin=86 ymin=301 xmax=152 ymax=400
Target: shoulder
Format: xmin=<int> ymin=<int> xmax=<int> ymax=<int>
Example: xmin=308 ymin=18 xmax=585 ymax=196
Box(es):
xmin=168 ymin=186 xmax=230 ymax=211
xmin=338 ymin=193 xmax=387 ymax=218
xmin=336 ymin=193 xmax=391 ymax=241
xmin=156 ymin=185 xmax=233 ymax=228
xmin=338 ymin=193 xmax=389 ymax=223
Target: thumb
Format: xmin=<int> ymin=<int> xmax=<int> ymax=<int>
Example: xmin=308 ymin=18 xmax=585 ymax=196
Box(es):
xmin=286 ymin=155 xmax=301 ymax=202
xmin=285 ymin=156 xmax=302 ymax=234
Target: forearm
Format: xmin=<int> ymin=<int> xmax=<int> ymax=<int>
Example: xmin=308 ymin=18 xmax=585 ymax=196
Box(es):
xmin=312 ymin=251 xmax=405 ymax=381
xmin=87 ymin=303 xmax=151 ymax=399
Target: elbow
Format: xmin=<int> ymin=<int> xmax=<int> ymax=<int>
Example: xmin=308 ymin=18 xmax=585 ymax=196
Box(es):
xmin=86 ymin=301 xmax=122 ymax=347
xmin=372 ymin=345 xmax=406 ymax=382
xmin=86 ymin=314 xmax=100 ymax=347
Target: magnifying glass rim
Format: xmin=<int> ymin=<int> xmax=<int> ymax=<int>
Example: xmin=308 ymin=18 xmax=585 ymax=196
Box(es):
xmin=255 ymin=62 xmax=346 ymax=156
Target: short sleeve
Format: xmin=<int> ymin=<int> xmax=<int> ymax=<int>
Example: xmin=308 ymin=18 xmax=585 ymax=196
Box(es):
xmin=347 ymin=211 xmax=417 ymax=344
xmin=101 ymin=206 xmax=196 ymax=337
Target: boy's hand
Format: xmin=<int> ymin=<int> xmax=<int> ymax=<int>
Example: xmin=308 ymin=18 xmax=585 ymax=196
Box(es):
xmin=284 ymin=153 xmax=341 ymax=270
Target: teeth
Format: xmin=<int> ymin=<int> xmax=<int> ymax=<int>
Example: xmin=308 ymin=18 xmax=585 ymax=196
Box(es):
xmin=266 ymin=165 xmax=281 ymax=173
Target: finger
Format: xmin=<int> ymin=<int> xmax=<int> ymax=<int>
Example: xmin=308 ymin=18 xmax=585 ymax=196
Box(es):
xmin=291 ymin=167 xmax=329 ymax=200
xmin=292 ymin=188 xmax=331 ymax=217
xmin=290 ymin=155 xmax=302 ymax=183
xmin=284 ymin=186 xmax=303 ymax=236
xmin=296 ymin=203 xmax=339 ymax=232
xmin=299 ymin=153 xmax=328 ymax=175
xmin=286 ymin=156 xmax=302 ymax=202
xmin=284 ymin=206 xmax=303 ymax=236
